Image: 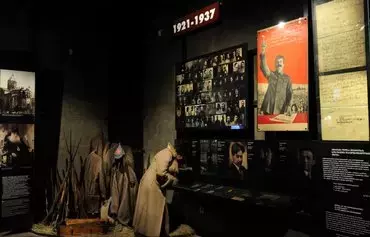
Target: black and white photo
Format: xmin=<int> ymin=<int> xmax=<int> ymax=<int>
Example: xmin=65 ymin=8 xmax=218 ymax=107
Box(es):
xmin=239 ymin=100 xmax=246 ymax=111
xmin=216 ymin=102 xmax=227 ymax=114
xmin=176 ymin=74 xmax=184 ymax=85
xmin=0 ymin=70 xmax=35 ymax=119
xmin=199 ymin=80 xmax=212 ymax=92
xmin=0 ymin=123 xmax=34 ymax=169
xmin=203 ymin=68 xmax=214 ymax=80
xmin=236 ymin=48 xmax=243 ymax=60
xmin=233 ymin=60 xmax=245 ymax=73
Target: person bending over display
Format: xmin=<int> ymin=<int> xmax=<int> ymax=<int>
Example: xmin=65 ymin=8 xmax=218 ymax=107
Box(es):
xmin=259 ymin=39 xmax=293 ymax=115
xmin=228 ymin=142 xmax=247 ymax=181
xmin=133 ymin=143 xmax=182 ymax=237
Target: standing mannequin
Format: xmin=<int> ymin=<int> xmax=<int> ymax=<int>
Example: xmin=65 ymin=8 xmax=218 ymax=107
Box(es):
xmin=109 ymin=144 xmax=138 ymax=226
xmin=84 ymin=151 xmax=105 ymax=216
xmin=133 ymin=143 xmax=181 ymax=237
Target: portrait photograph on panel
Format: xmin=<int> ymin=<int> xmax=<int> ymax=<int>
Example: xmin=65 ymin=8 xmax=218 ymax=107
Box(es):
xmin=226 ymin=141 xmax=248 ymax=181
xmin=203 ymin=67 xmax=214 ymax=80
xmin=0 ymin=123 xmax=34 ymax=169
xmin=256 ymin=18 xmax=308 ymax=131
xmin=0 ymin=70 xmax=35 ymax=121
xmin=199 ymin=140 xmax=217 ymax=175
xmin=199 ymin=140 xmax=248 ymax=181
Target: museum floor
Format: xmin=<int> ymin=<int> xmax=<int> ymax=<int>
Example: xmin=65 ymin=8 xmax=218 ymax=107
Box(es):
xmin=0 ymin=232 xmax=40 ymax=237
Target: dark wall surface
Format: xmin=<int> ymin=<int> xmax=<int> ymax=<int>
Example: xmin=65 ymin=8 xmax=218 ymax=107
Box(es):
xmin=142 ymin=0 xmax=308 ymax=166
xmin=0 ymin=1 xmax=123 ymax=224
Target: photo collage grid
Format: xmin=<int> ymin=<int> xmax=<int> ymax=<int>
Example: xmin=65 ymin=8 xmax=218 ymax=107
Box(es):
xmin=175 ymin=47 xmax=247 ymax=129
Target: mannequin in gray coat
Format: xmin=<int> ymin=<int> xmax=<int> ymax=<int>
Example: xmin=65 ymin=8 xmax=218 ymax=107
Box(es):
xmin=109 ymin=144 xmax=138 ymax=225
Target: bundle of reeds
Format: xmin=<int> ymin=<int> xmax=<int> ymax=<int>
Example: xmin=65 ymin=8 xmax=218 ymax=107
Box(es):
xmin=32 ymin=130 xmax=87 ymax=235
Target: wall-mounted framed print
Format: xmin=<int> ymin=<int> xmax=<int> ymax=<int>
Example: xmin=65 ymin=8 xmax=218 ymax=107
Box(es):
xmin=175 ymin=44 xmax=248 ymax=130
xmin=0 ymin=70 xmax=35 ymax=122
xmin=257 ymin=17 xmax=309 ymax=131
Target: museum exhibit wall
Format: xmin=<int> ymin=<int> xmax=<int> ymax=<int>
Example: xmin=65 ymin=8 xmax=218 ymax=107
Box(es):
xmin=143 ymin=0 xmax=307 ymax=166
xmin=0 ymin=2 xmax=112 ymax=226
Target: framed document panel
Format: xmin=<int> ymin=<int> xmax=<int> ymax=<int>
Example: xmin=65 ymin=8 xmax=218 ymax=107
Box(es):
xmin=175 ymin=44 xmax=248 ymax=130
xmin=313 ymin=0 xmax=369 ymax=141
xmin=256 ymin=17 xmax=309 ymax=131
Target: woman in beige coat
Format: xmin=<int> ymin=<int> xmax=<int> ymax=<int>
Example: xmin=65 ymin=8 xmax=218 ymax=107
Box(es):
xmin=133 ymin=143 xmax=181 ymax=237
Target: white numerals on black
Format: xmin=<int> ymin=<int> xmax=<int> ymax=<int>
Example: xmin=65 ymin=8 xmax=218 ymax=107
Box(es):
xmin=209 ymin=8 xmax=215 ymax=19
xmin=200 ymin=13 xmax=205 ymax=23
xmin=204 ymin=11 xmax=210 ymax=21
xmin=174 ymin=7 xmax=216 ymax=33
xmin=181 ymin=21 xmax=186 ymax=30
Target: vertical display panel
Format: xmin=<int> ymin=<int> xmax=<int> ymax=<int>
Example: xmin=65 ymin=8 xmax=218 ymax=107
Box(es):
xmin=313 ymin=0 xmax=369 ymax=141
xmin=175 ymin=45 xmax=248 ymax=130
xmin=0 ymin=124 xmax=34 ymax=226
xmin=257 ymin=17 xmax=309 ymax=131
xmin=319 ymin=142 xmax=370 ymax=237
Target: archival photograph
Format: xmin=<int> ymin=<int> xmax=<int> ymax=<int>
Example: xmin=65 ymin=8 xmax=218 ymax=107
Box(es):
xmin=226 ymin=141 xmax=248 ymax=181
xmin=0 ymin=123 xmax=34 ymax=169
xmin=233 ymin=60 xmax=246 ymax=73
xmin=203 ymin=67 xmax=214 ymax=80
xmin=0 ymin=70 xmax=35 ymax=119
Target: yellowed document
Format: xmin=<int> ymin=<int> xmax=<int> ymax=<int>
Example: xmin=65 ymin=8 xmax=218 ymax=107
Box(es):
xmin=315 ymin=0 xmax=366 ymax=72
xmin=321 ymin=106 xmax=369 ymax=141
xmin=319 ymin=71 xmax=368 ymax=108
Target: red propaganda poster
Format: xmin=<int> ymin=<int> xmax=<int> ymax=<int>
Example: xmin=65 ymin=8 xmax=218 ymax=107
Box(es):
xmin=257 ymin=17 xmax=309 ymax=131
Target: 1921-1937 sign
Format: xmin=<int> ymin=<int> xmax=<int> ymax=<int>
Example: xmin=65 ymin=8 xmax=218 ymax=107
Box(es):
xmin=173 ymin=2 xmax=221 ymax=36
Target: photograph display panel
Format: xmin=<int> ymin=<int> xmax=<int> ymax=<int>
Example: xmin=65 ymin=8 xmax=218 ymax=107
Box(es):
xmin=257 ymin=17 xmax=309 ymax=131
xmin=0 ymin=70 xmax=35 ymax=121
xmin=175 ymin=139 xmax=198 ymax=171
xmin=0 ymin=123 xmax=34 ymax=169
xmin=248 ymin=141 xmax=324 ymax=215
xmin=247 ymin=141 xmax=290 ymax=192
xmin=175 ymin=45 xmax=247 ymax=130
xmin=197 ymin=139 xmax=248 ymax=181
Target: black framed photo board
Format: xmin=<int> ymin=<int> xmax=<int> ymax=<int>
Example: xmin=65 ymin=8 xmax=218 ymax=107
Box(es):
xmin=0 ymin=68 xmax=35 ymax=230
xmin=175 ymin=44 xmax=248 ymax=130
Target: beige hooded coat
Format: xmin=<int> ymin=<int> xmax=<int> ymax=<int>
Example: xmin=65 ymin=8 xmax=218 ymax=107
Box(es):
xmin=132 ymin=147 xmax=178 ymax=237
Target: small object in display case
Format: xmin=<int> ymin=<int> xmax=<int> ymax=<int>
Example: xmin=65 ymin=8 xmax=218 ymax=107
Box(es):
xmin=175 ymin=44 xmax=248 ymax=130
